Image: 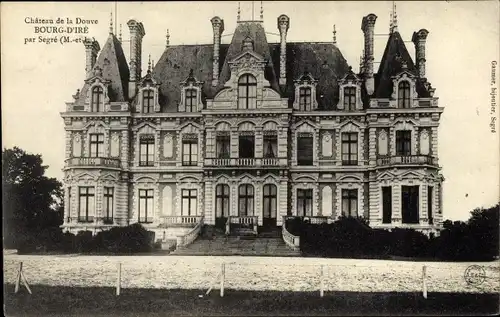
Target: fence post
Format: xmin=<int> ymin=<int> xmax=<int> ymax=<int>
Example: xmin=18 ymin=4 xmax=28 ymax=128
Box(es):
xmin=116 ymin=262 xmax=121 ymax=296
xmin=220 ymin=263 xmax=225 ymax=297
xmin=320 ymin=265 xmax=325 ymax=297
xmin=14 ymin=262 xmax=23 ymax=293
xmin=422 ymin=265 xmax=427 ymax=299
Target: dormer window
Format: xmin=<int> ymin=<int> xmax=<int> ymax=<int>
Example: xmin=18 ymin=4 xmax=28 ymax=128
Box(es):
xmin=293 ymin=72 xmax=318 ymax=111
xmin=238 ymin=74 xmax=257 ymax=109
xmin=185 ymin=89 xmax=197 ymax=112
xmin=344 ymin=87 xmax=356 ymax=111
xmin=299 ymin=87 xmax=312 ymax=111
xmin=91 ymin=86 xmax=104 ymax=112
xmin=142 ymin=89 xmax=155 ymax=113
xmin=398 ymin=81 xmax=411 ymax=108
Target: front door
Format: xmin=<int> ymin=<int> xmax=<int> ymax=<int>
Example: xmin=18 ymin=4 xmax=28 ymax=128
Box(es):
xmin=215 ymin=184 xmax=230 ymax=230
xmin=262 ymin=184 xmax=277 ymax=228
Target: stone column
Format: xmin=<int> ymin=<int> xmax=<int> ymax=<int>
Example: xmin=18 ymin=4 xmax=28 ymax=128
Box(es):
xmin=368 ymin=128 xmax=376 ymax=165
xmin=210 ymin=17 xmax=224 ymax=87
xmin=361 ymin=14 xmax=377 ymax=95
xmin=205 ymin=180 xmax=214 ymax=225
xmin=277 ymin=15 xmax=290 ymax=86
xmin=412 ymin=29 xmax=429 ymax=78
xmin=230 ymin=127 xmax=239 ymax=158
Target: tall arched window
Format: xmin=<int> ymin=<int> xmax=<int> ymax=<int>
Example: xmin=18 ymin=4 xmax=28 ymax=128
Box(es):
xmin=215 ymin=184 xmax=230 ymax=219
xmin=142 ymin=89 xmax=154 ymax=113
xmin=238 ymin=184 xmax=254 ymax=216
xmin=91 ymin=86 xmax=104 ymax=112
xmin=238 ymin=74 xmax=257 ymax=109
xmin=398 ymin=81 xmax=411 ymax=108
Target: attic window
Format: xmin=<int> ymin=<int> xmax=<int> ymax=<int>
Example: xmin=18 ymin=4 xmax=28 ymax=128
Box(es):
xmin=91 ymin=86 xmax=104 ymax=112
xmin=185 ymin=89 xmax=197 ymax=112
xmin=398 ymin=81 xmax=411 ymax=108
xmin=344 ymin=87 xmax=356 ymax=111
xmin=299 ymin=87 xmax=312 ymax=111
xmin=142 ymin=89 xmax=154 ymax=113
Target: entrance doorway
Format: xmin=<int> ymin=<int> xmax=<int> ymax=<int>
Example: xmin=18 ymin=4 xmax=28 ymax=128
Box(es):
xmin=215 ymin=184 xmax=230 ymax=229
xmin=262 ymin=184 xmax=277 ymax=228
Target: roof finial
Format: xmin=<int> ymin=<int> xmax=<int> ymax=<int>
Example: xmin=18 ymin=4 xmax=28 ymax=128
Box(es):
xmin=147 ymin=54 xmax=151 ymax=73
xmin=237 ymin=2 xmax=241 ymax=21
xmin=333 ymin=24 xmax=337 ymax=45
xmin=109 ymin=12 xmax=113 ymax=34
xmin=260 ymin=1 xmax=263 ymax=20
xmin=118 ymin=24 xmax=122 ymax=42
xmin=390 ymin=1 xmax=398 ymax=33
xmin=166 ymin=29 xmax=170 ymax=48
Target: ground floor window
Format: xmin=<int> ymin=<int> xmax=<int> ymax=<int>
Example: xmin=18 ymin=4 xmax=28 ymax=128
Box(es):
xmin=138 ymin=189 xmax=154 ymax=223
xmin=342 ymin=188 xmax=358 ymax=217
xmin=402 ymin=185 xmax=419 ymax=224
xmin=181 ymin=189 xmax=197 ymax=216
xmin=263 ymin=184 xmax=277 ymax=219
xmin=238 ymin=184 xmax=254 ymax=216
xmin=296 ymin=188 xmax=313 ymax=216
xmin=215 ymin=184 xmax=230 ymax=218
xmin=103 ymin=187 xmax=114 ymax=223
xmin=78 ymin=186 xmax=95 ymax=222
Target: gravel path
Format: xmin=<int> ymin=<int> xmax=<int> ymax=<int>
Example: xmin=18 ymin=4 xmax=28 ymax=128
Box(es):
xmin=4 ymin=253 xmax=499 ymax=293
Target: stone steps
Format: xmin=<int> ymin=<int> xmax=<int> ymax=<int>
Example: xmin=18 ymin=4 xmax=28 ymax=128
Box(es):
xmin=171 ymin=237 xmax=301 ymax=257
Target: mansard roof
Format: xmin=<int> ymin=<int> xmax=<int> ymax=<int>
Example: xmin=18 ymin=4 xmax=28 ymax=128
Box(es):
xmin=374 ymin=31 xmax=431 ymax=98
xmin=77 ymin=34 xmax=129 ymax=105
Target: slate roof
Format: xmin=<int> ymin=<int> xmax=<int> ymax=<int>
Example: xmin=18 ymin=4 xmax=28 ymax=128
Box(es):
xmin=374 ymin=31 xmax=431 ymax=98
xmin=151 ymin=23 xmax=351 ymax=111
xmin=77 ymin=34 xmax=129 ymax=105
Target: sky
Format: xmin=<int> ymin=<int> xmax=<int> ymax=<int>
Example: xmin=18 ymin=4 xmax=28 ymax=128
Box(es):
xmin=1 ymin=1 xmax=499 ymax=221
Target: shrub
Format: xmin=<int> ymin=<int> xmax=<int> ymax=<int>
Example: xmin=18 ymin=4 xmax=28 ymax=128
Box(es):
xmin=92 ymin=224 xmax=155 ymax=253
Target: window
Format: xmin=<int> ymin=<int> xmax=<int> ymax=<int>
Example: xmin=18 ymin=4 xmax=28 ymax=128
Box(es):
xmin=139 ymin=135 xmax=155 ymax=166
xmin=182 ymin=138 xmax=198 ymax=166
xmin=138 ymin=189 xmax=154 ymax=223
xmin=342 ymin=189 xmax=358 ymax=217
xmin=263 ymin=184 xmax=277 ymax=220
xmin=103 ymin=187 xmax=114 ymax=224
xmin=341 ymin=133 xmax=358 ymax=165
xmin=91 ymin=86 xmax=104 ymax=112
xmin=78 ymin=186 xmax=95 ymax=222
xmin=142 ymin=89 xmax=154 ymax=113
xmin=344 ymin=87 xmax=357 ymax=111
xmin=428 ymin=186 xmax=433 ymax=225
xmin=263 ymin=134 xmax=277 ymax=158
xmin=216 ymin=134 xmax=230 ymax=159
xmin=238 ymin=184 xmax=254 ymax=216
xmin=382 ymin=186 xmax=392 ymax=224
xmin=297 ymin=188 xmax=313 ymax=216
xmin=185 ymin=89 xmax=197 ymax=112
xmin=398 ymin=81 xmax=411 ymax=108
xmin=299 ymin=87 xmax=312 ymax=111
xmin=67 ymin=187 xmax=71 ymax=223
xmin=215 ymin=184 xmax=230 ymax=218
xmin=238 ymin=134 xmax=255 ymax=158
xmin=89 ymin=133 xmax=104 ymax=157
xmin=396 ymin=130 xmax=412 ymax=156
xmin=238 ymin=74 xmax=257 ymax=109
xmin=402 ymin=185 xmax=419 ymax=224
xmin=297 ymin=134 xmax=313 ymax=165
xmin=181 ymin=189 xmax=197 ymax=216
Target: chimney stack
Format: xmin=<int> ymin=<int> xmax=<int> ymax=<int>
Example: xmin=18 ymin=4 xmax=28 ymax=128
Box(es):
xmin=127 ymin=19 xmax=146 ymax=99
xmin=361 ymin=14 xmax=377 ymax=95
xmin=277 ymin=14 xmax=290 ymax=86
xmin=412 ymin=29 xmax=429 ymax=78
xmin=83 ymin=38 xmax=100 ymax=78
xmin=210 ymin=16 xmax=224 ymax=87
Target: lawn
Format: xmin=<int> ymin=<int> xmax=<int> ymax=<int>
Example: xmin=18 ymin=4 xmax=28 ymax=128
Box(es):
xmin=4 ymin=284 xmax=499 ymax=316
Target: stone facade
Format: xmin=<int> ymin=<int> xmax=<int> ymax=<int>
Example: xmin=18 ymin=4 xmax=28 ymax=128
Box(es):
xmin=61 ymin=12 xmax=444 ymax=237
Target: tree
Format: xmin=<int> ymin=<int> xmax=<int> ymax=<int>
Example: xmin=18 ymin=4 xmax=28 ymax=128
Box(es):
xmin=2 ymin=147 xmax=63 ymax=249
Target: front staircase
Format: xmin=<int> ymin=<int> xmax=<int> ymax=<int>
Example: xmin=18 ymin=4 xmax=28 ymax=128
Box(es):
xmin=170 ymin=225 xmax=301 ymax=257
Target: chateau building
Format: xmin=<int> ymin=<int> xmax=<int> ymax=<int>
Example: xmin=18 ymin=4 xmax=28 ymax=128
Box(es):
xmin=61 ymin=8 xmax=444 ymax=241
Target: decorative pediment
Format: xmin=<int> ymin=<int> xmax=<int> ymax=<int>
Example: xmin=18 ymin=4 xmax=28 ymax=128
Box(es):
xmin=134 ymin=176 xmax=158 ymax=183
xmin=84 ymin=66 xmax=110 ymax=85
xmin=180 ymin=69 xmax=203 ymax=87
xmin=133 ymin=121 xmax=157 ymax=133
xmin=74 ymin=172 xmax=97 ymax=182
xmin=293 ymin=174 xmax=318 ymax=182
xmin=293 ymin=120 xmax=318 ymax=130
xmin=376 ymin=171 xmax=397 ymax=181
xmin=293 ymin=72 xmax=318 ymax=111
xmin=179 ymin=122 xmax=201 ymax=134
xmin=215 ymin=174 xmax=230 ymax=184
xmin=339 ymin=120 xmax=362 ymax=132
xmin=294 ymin=72 xmax=318 ymax=86
xmin=392 ymin=117 xmax=419 ymax=128
xmin=399 ymin=170 xmax=425 ymax=180
xmin=238 ymin=173 xmax=255 ymax=183
xmin=99 ymin=173 xmax=118 ymax=182
xmin=178 ymin=175 xmax=201 ymax=183
xmin=229 ymin=50 xmax=266 ymax=70
xmin=83 ymin=120 xmax=109 ymax=130
xmin=339 ymin=67 xmax=361 ymax=85
xmin=337 ymin=174 xmax=363 ymax=183
xmin=262 ymin=173 xmax=279 ymax=183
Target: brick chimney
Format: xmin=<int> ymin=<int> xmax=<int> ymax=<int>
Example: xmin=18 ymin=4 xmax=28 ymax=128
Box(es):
xmin=83 ymin=38 xmax=100 ymax=78
xmin=277 ymin=14 xmax=290 ymax=86
xmin=361 ymin=14 xmax=377 ymax=95
xmin=210 ymin=16 xmax=224 ymax=87
xmin=127 ymin=19 xmax=146 ymax=99
xmin=412 ymin=29 xmax=429 ymax=78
